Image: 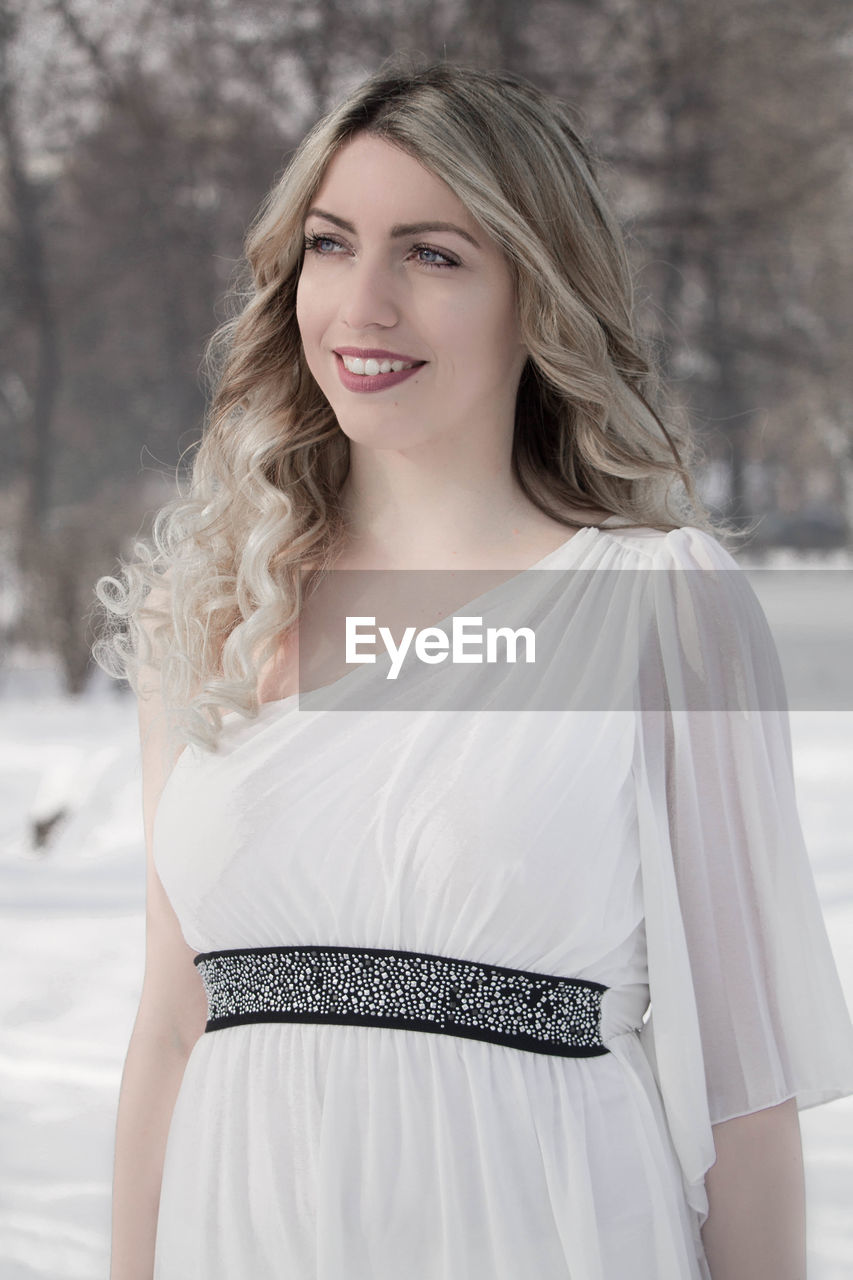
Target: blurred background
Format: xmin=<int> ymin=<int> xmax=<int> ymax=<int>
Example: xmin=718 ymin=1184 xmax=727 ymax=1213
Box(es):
xmin=1 ymin=1 xmax=852 ymax=1277
xmin=2 ymin=0 xmax=853 ymax=690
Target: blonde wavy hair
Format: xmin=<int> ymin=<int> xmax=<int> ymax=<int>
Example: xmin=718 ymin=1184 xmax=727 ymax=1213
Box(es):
xmin=95 ymin=55 xmax=712 ymax=751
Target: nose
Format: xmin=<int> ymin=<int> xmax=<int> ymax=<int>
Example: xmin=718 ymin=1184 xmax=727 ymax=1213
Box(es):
xmin=339 ymin=256 xmax=400 ymax=330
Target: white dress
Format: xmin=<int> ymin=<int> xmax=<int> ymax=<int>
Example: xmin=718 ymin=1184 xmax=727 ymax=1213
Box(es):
xmin=151 ymin=523 xmax=853 ymax=1279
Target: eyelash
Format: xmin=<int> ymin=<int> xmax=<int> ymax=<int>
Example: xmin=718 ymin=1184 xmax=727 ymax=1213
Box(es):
xmin=302 ymin=232 xmax=460 ymax=270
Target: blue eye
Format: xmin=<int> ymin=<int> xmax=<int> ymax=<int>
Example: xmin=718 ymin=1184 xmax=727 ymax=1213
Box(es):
xmin=412 ymin=245 xmax=459 ymax=268
xmin=303 ymin=232 xmax=344 ymax=255
xmin=302 ymin=232 xmax=459 ymax=269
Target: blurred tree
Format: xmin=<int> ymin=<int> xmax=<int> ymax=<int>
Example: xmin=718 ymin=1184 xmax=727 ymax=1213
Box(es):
xmin=0 ymin=0 xmax=59 ymax=535
xmin=553 ymin=0 xmax=853 ymax=524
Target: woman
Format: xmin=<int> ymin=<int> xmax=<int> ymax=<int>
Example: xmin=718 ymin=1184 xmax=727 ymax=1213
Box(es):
xmin=97 ymin=58 xmax=853 ymax=1279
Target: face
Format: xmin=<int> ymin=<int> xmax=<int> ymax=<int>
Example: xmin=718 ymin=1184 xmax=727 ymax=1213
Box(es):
xmin=295 ymin=134 xmax=528 ymax=457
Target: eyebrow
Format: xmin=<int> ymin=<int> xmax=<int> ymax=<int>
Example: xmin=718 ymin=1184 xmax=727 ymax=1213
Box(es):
xmin=304 ymin=208 xmax=481 ymax=249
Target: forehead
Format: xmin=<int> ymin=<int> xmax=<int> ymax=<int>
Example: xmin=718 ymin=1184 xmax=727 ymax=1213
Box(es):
xmin=310 ymin=134 xmax=480 ymax=232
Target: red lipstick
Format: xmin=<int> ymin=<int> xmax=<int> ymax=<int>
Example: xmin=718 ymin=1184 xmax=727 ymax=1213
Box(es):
xmin=334 ymin=347 xmax=424 ymax=362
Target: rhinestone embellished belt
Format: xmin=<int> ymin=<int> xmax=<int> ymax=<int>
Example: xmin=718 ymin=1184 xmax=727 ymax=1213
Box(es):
xmin=193 ymin=944 xmax=610 ymax=1058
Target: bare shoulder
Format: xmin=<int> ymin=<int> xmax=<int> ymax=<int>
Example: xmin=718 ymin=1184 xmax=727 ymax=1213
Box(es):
xmin=256 ymin=625 xmax=301 ymax=704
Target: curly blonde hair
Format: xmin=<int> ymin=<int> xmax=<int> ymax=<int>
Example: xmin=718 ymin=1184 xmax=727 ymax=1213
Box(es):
xmin=95 ymin=55 xmax=711 ymax=750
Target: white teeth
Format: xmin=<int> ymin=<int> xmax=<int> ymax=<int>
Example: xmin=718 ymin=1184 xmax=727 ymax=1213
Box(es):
xmin=340 ymin=354 xmax=417 ymax=376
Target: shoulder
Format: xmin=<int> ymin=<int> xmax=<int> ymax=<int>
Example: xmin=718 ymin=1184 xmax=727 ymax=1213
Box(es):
xmin=601 ymin=523 xmax=740 ymax=572
xmin=628 ymin=527 xmax=783 ymax=710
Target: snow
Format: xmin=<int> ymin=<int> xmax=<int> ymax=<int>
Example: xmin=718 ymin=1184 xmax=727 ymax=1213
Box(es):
xmin=0 ymin=679 xmax=851 ymax=1278
xmin=0 ymin=685 xmax=144 ymax=1279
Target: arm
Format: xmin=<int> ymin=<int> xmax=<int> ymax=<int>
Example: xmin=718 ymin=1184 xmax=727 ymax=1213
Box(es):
xmin=701 ymin=1097 xmax=806 ymax=1280
xmin=637 ymin=528 xmax=853 ymax=1263
xmin=109 ymin=678 xmax=209 ymax=1280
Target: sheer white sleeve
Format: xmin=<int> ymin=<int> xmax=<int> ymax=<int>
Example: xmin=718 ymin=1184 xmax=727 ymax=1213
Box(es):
xmin=632 ymin=526 xmax=853 ymax=1218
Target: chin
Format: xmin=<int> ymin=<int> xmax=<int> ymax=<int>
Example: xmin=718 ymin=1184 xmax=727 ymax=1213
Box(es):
xmin=330 ymin=404 xmax=422 ymax=440
xmin=337 ymin=422 xmax=431 ymax=450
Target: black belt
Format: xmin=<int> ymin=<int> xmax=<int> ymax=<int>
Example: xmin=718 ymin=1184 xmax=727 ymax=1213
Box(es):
xmin=193 ymin=944 xmax=610 ymax=1058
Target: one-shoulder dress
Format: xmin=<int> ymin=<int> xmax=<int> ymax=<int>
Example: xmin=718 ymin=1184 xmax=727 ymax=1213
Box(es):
xmin=151 ymin=522 xmax=853 ymax=1279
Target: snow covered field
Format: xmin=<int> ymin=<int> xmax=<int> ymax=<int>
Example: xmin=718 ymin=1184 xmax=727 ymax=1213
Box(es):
xmin=1 ymin=676 xmax=851 ymax=1279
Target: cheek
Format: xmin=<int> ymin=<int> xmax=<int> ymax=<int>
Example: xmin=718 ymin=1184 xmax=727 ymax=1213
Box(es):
xmin=453 ymin=281 xmax=521 ymax=358
xmin=295 ymin=272 xmax=325 ymax=352
xmin=467 ymin=304 xmax=522 ymax=378
xmin=294 ymin=275 xmax=310 ymax=342
xmin=489 ymin=284 xmax=524 ymax=352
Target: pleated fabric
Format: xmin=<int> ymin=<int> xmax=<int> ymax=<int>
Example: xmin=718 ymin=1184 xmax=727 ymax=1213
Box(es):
xmin=151 ymin=522 xmax=853 ymax=1279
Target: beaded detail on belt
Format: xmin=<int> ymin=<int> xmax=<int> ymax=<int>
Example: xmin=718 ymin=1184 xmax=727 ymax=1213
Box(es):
xmin=193 ymin=944 xmax=610 ymax=1058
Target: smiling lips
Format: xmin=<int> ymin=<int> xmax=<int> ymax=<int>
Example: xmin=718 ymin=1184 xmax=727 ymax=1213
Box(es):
xmin=334 ymin=347 xmax=426 ymax=393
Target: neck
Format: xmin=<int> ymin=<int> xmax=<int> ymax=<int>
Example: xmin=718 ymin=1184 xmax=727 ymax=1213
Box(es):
xmin=336 ymin=456 xmax=603 ymax=571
